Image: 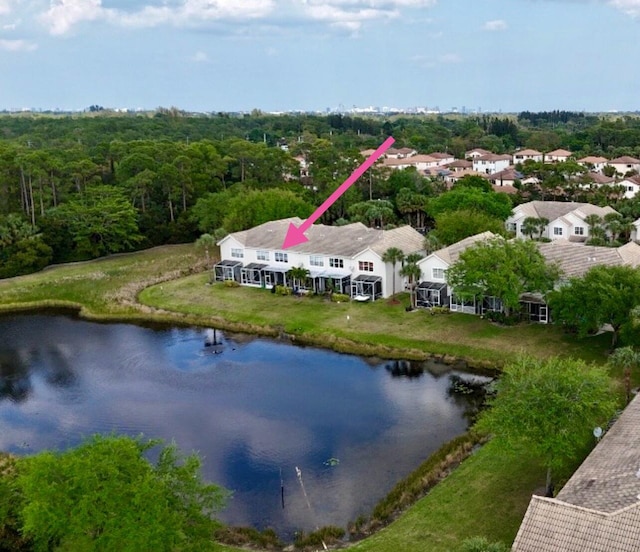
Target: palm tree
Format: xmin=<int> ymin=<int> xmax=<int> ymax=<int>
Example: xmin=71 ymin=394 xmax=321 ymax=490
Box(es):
xmin=423 ymin=233 xmax=442 ymax=255
xmin=382 ymin=246 xmax=405 ymax=298
xmin=400 ymin=253 xmax=423 ymax=309
xmin=521 ymin=217 xmax=538 ymax=240
xmin=287 ymin=265 xmax=310 ymax=291
xmin=584 ymin=214 xmax=603 ymax=241
xmin=195 ymin=233 xmax=217 ymax=269
xmin=535 ymin=217 xmax=549 ymax=239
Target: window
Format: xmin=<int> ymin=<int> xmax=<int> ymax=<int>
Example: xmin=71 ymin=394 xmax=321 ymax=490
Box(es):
xmin=309 ymin=255 xmax=324 ymax=267
xmin=257 ymin=250 xmax=269 ymax=261
xmin=574 ymin=227 xmax=584 ymax=236
xmin=359 ymin=261 xmax=374 ymax=272
xmin=553 ymin=227 xmax=563 ymax=236
xmin=275 ymin=252 xmax=288 ymax=263
xmin=432 ymin=268 xmax=445 ymax=280
xmin=329 ymin=258 xmax=344 ymax=268
xmin=231 ymin=248 xmax=244 ymax=258
xmin=506 ymin=222 xmax=516 ymax=232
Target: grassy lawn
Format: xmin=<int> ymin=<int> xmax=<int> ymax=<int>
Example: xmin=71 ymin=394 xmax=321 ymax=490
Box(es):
xmin=349 ymin=440 xmax=546 ymax=552
xmin=139 ymin=274 xmax=611 ymax=366
xmin=0 ymin=247 xmax=617 ymax=551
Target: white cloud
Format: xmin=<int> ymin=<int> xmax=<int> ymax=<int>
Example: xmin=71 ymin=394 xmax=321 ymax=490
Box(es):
xmin=483 ymin=18 xmax=507 ymax=31
xmin=0 ymin=38 xmax=37 ymax=51
xmin=608 ymin=0 xmax=640 ymax=17
xmin=0 ymin=0 xmax=14 ymax=16
xmin=40 ymin=0 xmax=107 ymax=36
xmin=190 ymin=50 xmax=209 ymax=62
xmin=411 ymin=52 xmax=461 ymax=68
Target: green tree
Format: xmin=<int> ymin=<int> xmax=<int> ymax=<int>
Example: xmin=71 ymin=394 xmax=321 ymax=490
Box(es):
xmin=382 ymin=246 xmax=405 ymax=298
xmin=0 ymin=214 xmax=52 ymax=278
xmin=431 ymin=209 xmax=505 ymax=246
xmin=16 ymin=435 xmax=228 ymax=551
xmin=428 ymin=187 xmax=512 ymax=220
xmin=548 ymin=265 xmax=640 ymax=347
xmin=608 ymin=346 xmax=640 ymax=403
xmin=476 ymin=356 xmax=617 ymax=495
xmin=400 ymin=252 xmax=423 ymax=309
xmin=195 ymin=233 xmax=218 ymax=270
xmin=287 ymin=265 xmax=310 ymax=290
xmin=446 ymin=238 xmax=559 ymax=315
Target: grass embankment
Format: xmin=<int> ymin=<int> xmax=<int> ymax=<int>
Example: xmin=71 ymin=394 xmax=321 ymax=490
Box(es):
xmin=139 ymin=274 xmax=611 ymax=366
xmin=0 ymin=247 xmax=615 ymax=551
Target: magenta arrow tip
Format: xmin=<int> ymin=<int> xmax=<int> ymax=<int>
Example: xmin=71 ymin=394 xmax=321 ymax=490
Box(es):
xmin=282 ymin=222 xmax=309 ymax=249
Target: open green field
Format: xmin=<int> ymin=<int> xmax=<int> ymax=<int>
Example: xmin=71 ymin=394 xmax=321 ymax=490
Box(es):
xmin=0 ymin=246 xmax=615 ymax=551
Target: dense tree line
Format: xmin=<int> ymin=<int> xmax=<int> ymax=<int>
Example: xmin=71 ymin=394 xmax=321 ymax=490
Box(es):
xmin=2 ymin=111 xmax=640 ymax=278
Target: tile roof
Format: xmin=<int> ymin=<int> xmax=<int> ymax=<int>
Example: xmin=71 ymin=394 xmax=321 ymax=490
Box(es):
xmin=579 ymin=156 xmax=608 ymax=164
xmin=514 ymin=149 xmax=543 ymax=157
xmin=515 ymin=201 xmax=616 ymax=222
xmin=609 ymin=156 xmax=640 ymax=164
xmin=513 ymin=394 xmax=640 ymax=552
xmin=585 ymin=172 xmax=616 ymax=185
xmin=445 ymin=159 xmax=473 ymax=169
xmin=547 ymin=149 xmax=573 ymax=157
xmin=536 ymin=240 xmax=640 ymax=278
xmin=430 ymin=231 xmax=497 ymax=265
xmin=224 ymin=217 xmax=424 ymax=258
xmin=476 ymin=153 xmax=512 ymax=162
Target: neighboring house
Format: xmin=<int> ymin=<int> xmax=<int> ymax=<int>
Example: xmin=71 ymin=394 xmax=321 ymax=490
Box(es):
xmin=506 ymin=201 xmax=619 ymax=241
xmin=384 ymin=147 xmax=417 ymax=159
xmin=632 ymin=218 xmax=640 ymax=242
xmin=445 ymin=159 xmax=472 ymax=172
xmin=488 ymin=167 xmax=522 ymax=187
xmin=545 ymin=148 xmax=573 ymax=163
xmin=294 ymin=155 xmax=310 ymax=178
xmin=607 ymin=156 xmax=640 ymax=176
xmin=578 ymin=155 xmax=608 ymax=173
xmin=619 ymin=174 xmax=640 ymax=199
xmin=465 ymin=148 xmax=493 ymax=159
xmin=537 ymin=240 xmax=640 ymax=280
xmin=416 ymin=232 xmax=497 ymax=314
xmin=472 ymin=154 xmax=512 ymax=175
xmin=382 ymin=154 xmax=440 ymax=171
xmin=443 ymin=169 xmax=489 ymax=186
xmin=512 ymin=393 xmax=640 ymax=552
xmin=513 ymin=149 xmax=543 ymax=164
xmin=215 ymin=217 xmax=424 ymax=301
xmin=427 ymin=152 xmax=456 ymax=166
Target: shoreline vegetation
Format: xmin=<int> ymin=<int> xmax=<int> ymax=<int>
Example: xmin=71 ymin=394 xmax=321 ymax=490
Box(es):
xmin=0 ymin=245 xmax=613 ymax=551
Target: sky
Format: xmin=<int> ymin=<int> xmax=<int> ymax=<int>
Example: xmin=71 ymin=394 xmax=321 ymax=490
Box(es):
xmin=1 ymin=0 xmax=640 ymax=113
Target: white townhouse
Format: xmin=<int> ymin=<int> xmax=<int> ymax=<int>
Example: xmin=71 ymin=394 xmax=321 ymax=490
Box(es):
xmin=445 ymin=159 xmax=472 ymax=173
xmin=632 ymin=218 xmax=640 ymax=242
xmin=545 ymin=149 xmax=573 ymax=163
xmin=465 ymin=148 xmax=492 ymax=160
xmin=607 ymin=156 xmax=640 ymax=177
xmin=382 ymin=154 xmax=440 ymax=172
xmin=215 ymin=217 xmax=424 ymax=301
xmin=577 ymin=156 xmax=608 ymax=173
xmin=619 ymin=175 xmax=640 ymax=199
xmin=472 ymin=154 xmax=512 ymax=175
xmin=513 ymin=149 xmax=543 ymax=165
xmin=427 ymin=152 xmax=456 ymax=166
xmin=506 ymin=201 xmax=618 ymax=242
xmin=416 ymin=232 xmax=497 ymax=314
xmin=384 ymin=147 xmax=417 ymax=159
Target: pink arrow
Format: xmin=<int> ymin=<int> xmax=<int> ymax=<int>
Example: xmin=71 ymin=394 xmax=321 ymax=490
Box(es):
xmin=282 ymin=136 xmax=395 ymax=249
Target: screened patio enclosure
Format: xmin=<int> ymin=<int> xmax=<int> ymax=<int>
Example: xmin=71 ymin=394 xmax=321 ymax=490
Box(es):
xmin=520 ymin=293 xmax=549 ymax=323
xmin=308 ymin=270 xmax=351 ymax=295
xmin=416 ymin=282 xmax=448 ymax=308
xmin=351 ymin=275 xmax=383 ymax=301
xmin=213 ymin=259 xmax=243 ymax=282
xmin=240 ymin=263 xmax=268 ymax=287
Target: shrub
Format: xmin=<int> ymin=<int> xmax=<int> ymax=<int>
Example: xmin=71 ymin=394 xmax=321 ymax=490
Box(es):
xmin=429 ymin=306 xmax=450 ymax=315
xmin=223 ymin=279 xmax=239 ymax=288
xmin=295 ymin=525 xmax=345 ymax=549
xmin=275 ymin=285 xmax=292 ymax=295
xmin=458 ymin=536 xmax=509 ymax=552
xmin=215 ymin=526 xmax=282 ymax=549
xmin=331 ymin=293 xmax=350 ymax=303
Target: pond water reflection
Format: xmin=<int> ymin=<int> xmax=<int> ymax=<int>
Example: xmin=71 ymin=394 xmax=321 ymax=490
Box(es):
xmin=0 ymin=313 xmax=489 ymax=539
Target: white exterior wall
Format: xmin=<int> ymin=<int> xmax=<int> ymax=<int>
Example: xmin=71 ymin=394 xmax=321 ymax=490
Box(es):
xmin=547 ymin=217 xmax=570 ymax=240
xmin=632 ymin=219 xmax=640 ymax=242
xmin=219 ymin=235 xmax=246 ymax=261
xmin=505 ymin=210 xmax=528 ymax=238
xmin=564 ymin=212 xmax=589 ymax=239
xmin=620 ymin=179 xmax=640 ymax=199
xmin=513 ymin=153 xmax=543 ymax=164
xmin=473 ymin=158 xmax=510 ymax=174
xmin=609 ymin=162 xmax=640 ymax=176
xmin=352 ymin=249 xmax=390 ymax=296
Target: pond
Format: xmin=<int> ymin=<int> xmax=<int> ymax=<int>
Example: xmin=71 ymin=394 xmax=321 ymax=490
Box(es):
xmin=0 ymin=313 xmax=489 ymax=539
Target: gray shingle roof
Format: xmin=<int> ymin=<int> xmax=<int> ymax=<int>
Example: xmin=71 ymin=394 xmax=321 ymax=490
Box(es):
xmin=224 ymin=217 xmax=424 ymax=258
xmin=537 ymin=240 xmax=640 ymax=278
xmin=512 ymin=394 xmax=640 ymax=552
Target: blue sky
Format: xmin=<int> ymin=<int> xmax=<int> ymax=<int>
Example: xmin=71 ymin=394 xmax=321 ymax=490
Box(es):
xmin=1 ymin=0 xmax=639 ymax=113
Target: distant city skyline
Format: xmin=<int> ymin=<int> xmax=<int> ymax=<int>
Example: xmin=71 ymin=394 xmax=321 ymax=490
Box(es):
xmin=1 ymin=1 xmax=640 ymax=113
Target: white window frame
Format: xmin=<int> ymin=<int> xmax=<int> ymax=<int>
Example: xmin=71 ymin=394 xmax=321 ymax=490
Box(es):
xmin=257 ymin=250 xmax=269 ymax=261
xmin=309 ymin=255 xmax=324 ymax=267
xmin=574 ymin=227 xmax=584 ymax=236
xmin=329 ymin=258 xmax=344 ymax=268
xmin=553 ymin=227 xmax=563 ymax=236
xmin=275 ymin=252 xmax=288 ymax=263
xmin=359 ymin=261 xmax=374 ymax=272
xmin=432 ymin=268 xmax=445 ymax=280
xmin=231 ymin=248 xmax=244 ymax=258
